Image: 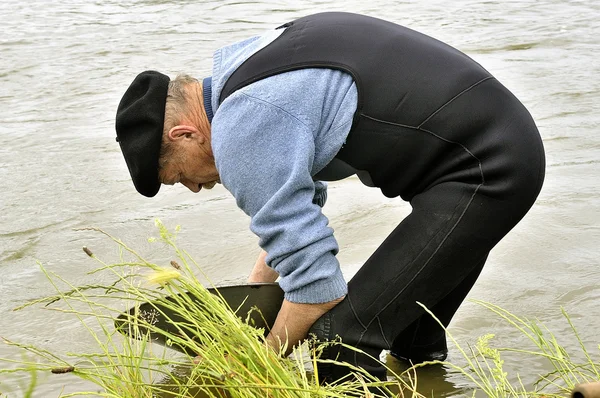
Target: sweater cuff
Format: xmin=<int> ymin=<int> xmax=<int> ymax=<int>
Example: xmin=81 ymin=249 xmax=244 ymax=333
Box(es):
xmin=284 ymin=266 xmax=347 ymax=304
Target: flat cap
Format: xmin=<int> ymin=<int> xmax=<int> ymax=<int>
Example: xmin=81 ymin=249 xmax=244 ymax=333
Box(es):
xmin=115 ymin=70 xmax=169 ymax=197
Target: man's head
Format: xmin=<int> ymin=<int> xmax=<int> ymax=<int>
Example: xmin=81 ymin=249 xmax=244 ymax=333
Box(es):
xmin=115 ymin=71 xmax=218 ymax=197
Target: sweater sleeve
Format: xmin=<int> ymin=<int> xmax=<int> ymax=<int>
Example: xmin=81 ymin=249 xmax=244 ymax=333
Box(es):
xmin=211 ymin=91 xmax=347 ymax=304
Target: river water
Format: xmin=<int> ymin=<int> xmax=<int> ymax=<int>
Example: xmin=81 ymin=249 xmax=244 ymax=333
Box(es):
xmin=1 ymin=0 xmax=599 ymax=396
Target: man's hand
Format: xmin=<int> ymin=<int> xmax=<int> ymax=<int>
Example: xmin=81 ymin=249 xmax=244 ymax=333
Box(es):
xmin=248 ymin=249 xmax=279 ymax=283
xmin=247 ymin=249 xmax=344 ymax=356
xmin=265 ymin=296 xmax=345 ymax=357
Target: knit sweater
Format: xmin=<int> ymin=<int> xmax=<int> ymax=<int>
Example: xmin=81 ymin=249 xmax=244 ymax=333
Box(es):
xmin=209 ymin=28 xmax=358 ymax=303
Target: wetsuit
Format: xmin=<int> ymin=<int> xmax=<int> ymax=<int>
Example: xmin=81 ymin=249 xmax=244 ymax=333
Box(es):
xmin=220 ymin=12 xmax=546 ymax=381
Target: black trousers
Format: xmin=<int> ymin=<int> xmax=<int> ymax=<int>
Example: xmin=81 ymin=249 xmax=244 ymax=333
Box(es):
xmin=311 ymin=77 xmax=546 ymax=381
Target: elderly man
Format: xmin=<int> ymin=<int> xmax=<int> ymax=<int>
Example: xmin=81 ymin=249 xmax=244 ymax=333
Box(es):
xmin=115 ymin=12 xmax=545 ymax=381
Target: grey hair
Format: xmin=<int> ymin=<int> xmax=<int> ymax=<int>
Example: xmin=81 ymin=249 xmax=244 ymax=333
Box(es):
xmin=159 ymin=74 xmax=199 ymax=168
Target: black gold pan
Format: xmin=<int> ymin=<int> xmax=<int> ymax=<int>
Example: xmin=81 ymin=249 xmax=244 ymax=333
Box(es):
xmin=114 ymin=283 xmax=284 ymax=355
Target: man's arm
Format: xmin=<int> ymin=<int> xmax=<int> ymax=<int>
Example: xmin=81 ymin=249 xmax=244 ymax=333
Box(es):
xmin=249 ymin=248 xmax=343 ymax=356
xmin=248 ymin=181 xmax=328 ymax=284
xmin=248 ymin=249 xmax=279 ymax=283
xmin=213 ymin=92 xmax=348 ymax=352
xmin=265 ymin=295 xmax=345 ymax=356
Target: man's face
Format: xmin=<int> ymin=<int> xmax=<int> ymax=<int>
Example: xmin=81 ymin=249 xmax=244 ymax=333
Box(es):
xmin=158 ymin=137 xmax=219 ymax=193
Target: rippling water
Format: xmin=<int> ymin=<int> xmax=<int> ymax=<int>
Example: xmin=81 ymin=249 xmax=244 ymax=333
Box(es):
xmin=1 ymin=0 xmax=599 ymax=396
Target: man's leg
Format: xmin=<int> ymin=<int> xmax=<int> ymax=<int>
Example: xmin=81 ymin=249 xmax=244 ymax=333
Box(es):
xmin=389 ymin=255 xmax=487 ymax=363
xmin=309 ymin=78 xmax=545 ymax=383
xmin=310 ymin=178 xmax=536 ymax=382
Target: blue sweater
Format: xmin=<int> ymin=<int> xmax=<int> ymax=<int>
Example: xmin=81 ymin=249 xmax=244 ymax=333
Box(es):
xmin=209 ymin=28 xmax=358 ymax=304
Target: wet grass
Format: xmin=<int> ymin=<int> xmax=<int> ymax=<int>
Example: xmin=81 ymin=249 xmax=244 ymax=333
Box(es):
xmin=0 ymin=220 xmax=419 ymax=398
xmin=425 ymin=301 xmax=600 ymax=397
xmin=1 ymin=220 xmax=598 ymax=397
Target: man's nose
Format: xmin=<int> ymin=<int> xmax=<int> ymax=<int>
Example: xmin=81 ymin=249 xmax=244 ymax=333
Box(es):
xmin=181 ymin=179 xmax=200 ymax=193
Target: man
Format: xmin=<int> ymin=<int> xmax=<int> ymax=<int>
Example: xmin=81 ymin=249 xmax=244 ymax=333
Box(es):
xmin=115 ymin=12 xmax=545 ymax=381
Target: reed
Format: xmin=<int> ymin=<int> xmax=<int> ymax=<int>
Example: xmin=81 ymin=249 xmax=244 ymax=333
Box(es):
xmin=2 ymin=220 xmax=598 ymax=397
xmin=0 ymin=220 xmax=419 ymax=398
xmin=417 ymin=301 xmax=600 ymax=397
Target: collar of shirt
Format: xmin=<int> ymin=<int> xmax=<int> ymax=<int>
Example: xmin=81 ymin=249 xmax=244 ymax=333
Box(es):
xmin=203 ymin=77 xmax=214 ymax=123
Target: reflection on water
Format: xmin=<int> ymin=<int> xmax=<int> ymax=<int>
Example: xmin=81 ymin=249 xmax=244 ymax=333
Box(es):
xmin=1 ymin=0 xmax=599 ymax=395
xmin=386 ymin=355 xmax=465 ymax=397
xmin=152 ymin=356 xmax=464 ymax=398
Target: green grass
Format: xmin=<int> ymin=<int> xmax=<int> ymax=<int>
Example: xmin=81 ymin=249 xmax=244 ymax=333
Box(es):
xmin=0 ymin=220 xmax=419 ymax=398
xmin=1 ymin=220 xmax=598 ymax=397
xmin=413 ymin=301 xmax=600 ymax=397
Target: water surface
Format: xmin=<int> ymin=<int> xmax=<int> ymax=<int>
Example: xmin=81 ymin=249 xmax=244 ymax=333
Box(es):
xmin=1 ymin=0 xmax=599 ymax=396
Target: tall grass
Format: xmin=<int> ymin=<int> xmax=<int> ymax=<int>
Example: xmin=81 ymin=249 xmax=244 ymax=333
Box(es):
xmin=416 ymin=301 xmax=600 ymax=397
xmin=0 ymin=221 xmax=419 ymax=397
xmin=1 ymin=220 xmax=598 ymax=397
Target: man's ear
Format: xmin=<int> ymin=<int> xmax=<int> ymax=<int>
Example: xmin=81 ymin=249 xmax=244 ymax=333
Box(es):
xmin=167 ymin=125 xmax=204 ymax=143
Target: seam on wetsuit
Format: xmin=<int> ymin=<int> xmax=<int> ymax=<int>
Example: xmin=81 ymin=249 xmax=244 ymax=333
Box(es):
xmin=347 ymin=295 xmax=367 ymax=330
xmin=417 ymin=76 xmax=493 ymax=129
xmin=418 ymin=126 xmax=486 ymax=186
xmin=359 ymin=76 xmax=494 ymax=132
xmin=377 ymin=316 xmax=391 ymax=348
xmin=359 ymin=114 xmax=486 ymax=188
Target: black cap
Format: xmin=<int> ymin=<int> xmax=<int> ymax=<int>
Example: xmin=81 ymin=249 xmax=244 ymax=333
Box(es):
xmin=115 ymin=70 xmax=169 ymax=197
